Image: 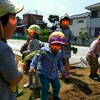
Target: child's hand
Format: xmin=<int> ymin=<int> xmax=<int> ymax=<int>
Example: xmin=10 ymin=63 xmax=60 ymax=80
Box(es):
xmin=59 ymin=69 xmax=64 ymax=76
xmin=29 ymin=67 xmax=35 ymax=74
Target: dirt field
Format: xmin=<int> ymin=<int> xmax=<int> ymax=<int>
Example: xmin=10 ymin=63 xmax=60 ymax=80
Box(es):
xmin=15 ymin=55 xmax=100 ymax=100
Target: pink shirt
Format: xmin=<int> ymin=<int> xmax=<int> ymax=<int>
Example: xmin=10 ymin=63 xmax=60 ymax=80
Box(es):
xmin=88 ymin=39 xmax=100 ymax=58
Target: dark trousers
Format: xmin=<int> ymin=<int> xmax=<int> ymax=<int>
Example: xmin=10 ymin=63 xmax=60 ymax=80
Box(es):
xmin=39 ymin=75 xmax=61 ymax=100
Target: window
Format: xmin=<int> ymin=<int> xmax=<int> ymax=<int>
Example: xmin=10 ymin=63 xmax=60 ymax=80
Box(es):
xmin=70 ymin=19 xmax=73 ymax=25
xmin=97 ymin=10 xmax=100 ymax=18
xmin=77 ymin=20 xmax=84 ymax=24
xmin=91 ymin=11 xmax=97 ymax=18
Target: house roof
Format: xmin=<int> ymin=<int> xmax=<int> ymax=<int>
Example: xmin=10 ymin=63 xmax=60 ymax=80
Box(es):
xmin=85 ymin=2 xmax=100 ymax=10
xmin=70 ymin=12 xmax=90 ymax=19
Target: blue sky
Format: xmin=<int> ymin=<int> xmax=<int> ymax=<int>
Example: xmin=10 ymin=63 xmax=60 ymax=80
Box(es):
xmin=10 ymin=0 xmax=100 ymax=26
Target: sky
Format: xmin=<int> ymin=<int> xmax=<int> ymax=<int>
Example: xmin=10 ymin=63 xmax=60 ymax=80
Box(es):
xmin=10 ymin=0 xmax=100 ymax=26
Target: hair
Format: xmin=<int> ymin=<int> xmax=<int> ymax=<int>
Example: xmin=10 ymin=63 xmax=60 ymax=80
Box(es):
xmin=0 ymin=13 xmax=10 ymax=27
xmin=34 ymin=33 xmax=39 ymax=39
xmin=0 ymin=13 xmax=10 ymax=42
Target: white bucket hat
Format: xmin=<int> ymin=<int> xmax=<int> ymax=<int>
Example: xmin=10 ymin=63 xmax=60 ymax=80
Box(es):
xmin=0 ymin=0 xmax=24 ymax=17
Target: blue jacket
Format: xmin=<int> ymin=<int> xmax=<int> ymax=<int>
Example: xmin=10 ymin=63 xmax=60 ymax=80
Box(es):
xmin=30 ymin=45 xmax=63 ymax=80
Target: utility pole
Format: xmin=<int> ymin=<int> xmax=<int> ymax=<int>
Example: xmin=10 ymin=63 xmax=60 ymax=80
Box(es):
xmin=34 ymin=10 xmax=37 ymax=15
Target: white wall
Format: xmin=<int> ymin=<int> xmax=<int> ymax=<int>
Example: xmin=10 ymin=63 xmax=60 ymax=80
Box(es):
xmin=70 ymin=17 xmax=88 ymax=36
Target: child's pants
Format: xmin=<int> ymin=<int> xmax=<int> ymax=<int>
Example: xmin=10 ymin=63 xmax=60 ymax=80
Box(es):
xmin=86 ymin=55 xmax=99 ymax=75
xmin=39 ymin=75 xmax=61 ymax=100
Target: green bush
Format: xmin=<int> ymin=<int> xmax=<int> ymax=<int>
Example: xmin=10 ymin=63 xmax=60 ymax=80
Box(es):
xmin=40 ymin=29 xmax=50 ymax=36
xmin=11 ymin=36 xmax=27 ymax=40
xmin=39 ymin=29 xmax=50 ymax=42
xmin=40 ymin=36 xmax=49 ymax=42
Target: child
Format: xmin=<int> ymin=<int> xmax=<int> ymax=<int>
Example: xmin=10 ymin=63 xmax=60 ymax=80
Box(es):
xmin=20 ymin=36 xmax=31 ymax=59
xmin=20 ymin=36 xmax=31 ymax=73
xmin=56 ymin=14 xmax=74 ymax=81
xmin=0 ymin=0 xmax=25 ymax=99
xmin=86 ymin=35 xmax=100 ymax=80
xmin=29 ymin=32 xmax=65 ymax=100
xmin=23 ymin=24 xmax=41 ymax=89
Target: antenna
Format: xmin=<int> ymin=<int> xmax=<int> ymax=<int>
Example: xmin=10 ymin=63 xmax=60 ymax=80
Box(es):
xmin=34 ymin=10 xmax=38 ymax=15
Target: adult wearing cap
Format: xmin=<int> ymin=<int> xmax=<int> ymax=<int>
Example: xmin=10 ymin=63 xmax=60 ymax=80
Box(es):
xmin=56 ymin=14 xmax=74 ymax=81
xmin=86 ymin=35 xmax=100 ymax=80
xmin=0 ymin=0 xmax=25 ymax=100
xmin=29 ymin=32 xmax=65 ymax=100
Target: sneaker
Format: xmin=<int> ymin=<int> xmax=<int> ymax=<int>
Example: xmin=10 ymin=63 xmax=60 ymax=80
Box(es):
xmin=23 ymin=82 xmax=34 ymax=88
xmin=89 ymin=74 xmax=98 ymax=80
xmin=53 ymin=96 xmax=61 ymax=100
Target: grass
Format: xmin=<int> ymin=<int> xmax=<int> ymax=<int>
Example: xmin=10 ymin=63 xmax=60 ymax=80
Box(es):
xmin=15 ymin=54 xmax=100 ymax=100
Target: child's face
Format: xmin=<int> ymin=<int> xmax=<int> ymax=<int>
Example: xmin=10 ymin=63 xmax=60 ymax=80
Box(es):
xmin=61 ymin=19 xmax=69 ymax=28
xmin=27 ymin=29 xmax=35 ymax=38
xmin=50 ymin=43 xmax=63 ymax=52
xmin=3 ymin=13 xmax=17 ymax=39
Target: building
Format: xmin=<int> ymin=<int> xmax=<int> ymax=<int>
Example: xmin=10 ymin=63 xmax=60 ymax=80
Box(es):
xmin=23 ymin=13 xmax=47 ymax=29
xmin=85 ymin=3 xmax=100 ymax=37
xmin=70 ymin=12 xmax=90 ymax=36
xmin=70 ymin=2 xmax=100 ymax=37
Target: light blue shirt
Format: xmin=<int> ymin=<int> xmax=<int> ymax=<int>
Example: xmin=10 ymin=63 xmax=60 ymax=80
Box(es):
xmin=30 ymin=45 xmax=63 ymax=80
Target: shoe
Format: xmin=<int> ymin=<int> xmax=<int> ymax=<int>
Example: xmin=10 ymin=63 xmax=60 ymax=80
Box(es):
xmin=23 ymin=82 xmax=34 ymax=88
xmin=53 ymin=96 xmax=61 ymax=100
xmin=89 ymin=74 xmax=98 ymax=80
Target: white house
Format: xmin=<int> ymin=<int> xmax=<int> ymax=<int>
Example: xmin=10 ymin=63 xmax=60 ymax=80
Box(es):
xmin=70 ymin=2 xmax=100 ymax=37
xmin=85 ymin=3 xmax=100 ymax=37
xmin=70 ymin=12 xmax=90 ymax=36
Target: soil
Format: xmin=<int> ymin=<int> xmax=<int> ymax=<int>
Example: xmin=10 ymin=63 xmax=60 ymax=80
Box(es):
xmin=15 ymin=55 xmax=100 ymax=100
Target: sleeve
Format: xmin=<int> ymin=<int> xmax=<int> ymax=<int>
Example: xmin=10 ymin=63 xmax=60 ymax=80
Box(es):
xmin=0 ymin=48 xmax=20 ymax=82
xmin=20 ymin=44 xmax=24 ymax=54
xmin=30 ymin=54 xmax=40 ymax=69
xmin=89 ymin=42 xmax=98 ymax=58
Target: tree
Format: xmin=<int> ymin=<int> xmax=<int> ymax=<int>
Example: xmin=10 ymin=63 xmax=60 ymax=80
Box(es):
xmin=48 ymin=15 xmax=59 ymax=31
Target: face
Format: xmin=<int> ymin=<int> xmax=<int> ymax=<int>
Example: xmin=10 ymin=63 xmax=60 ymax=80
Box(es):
xmin=50 ymin=43 xmax=63 ymax=52
xmin=61 ymin=19 xmax=69 ymax=28
xmin=27 ymin=29 xmax=35 ymax=38
xmin=3 ymin=13 xmax=17 ymax=39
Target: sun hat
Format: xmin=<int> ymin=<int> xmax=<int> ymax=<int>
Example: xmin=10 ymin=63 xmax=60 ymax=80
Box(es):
xmin=26 ymin=24 xmax=41 ymax=36
xmin=48 ymin=31 xmax=65 ymax=45
xmin=0 ymin=0 xmax=24 ymax=17
xmin=60 ymin=13 xmax=70 ymax=22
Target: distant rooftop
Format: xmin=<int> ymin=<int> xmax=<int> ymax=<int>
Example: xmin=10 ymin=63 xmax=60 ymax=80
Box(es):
xmin=70 ymin=12 xmax=90 ymax=19
xmin=85 ymin=2 xmax=100 ymax=10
